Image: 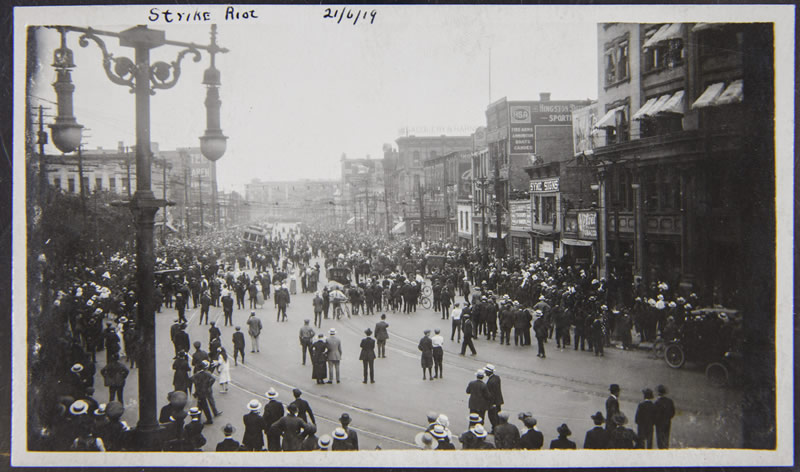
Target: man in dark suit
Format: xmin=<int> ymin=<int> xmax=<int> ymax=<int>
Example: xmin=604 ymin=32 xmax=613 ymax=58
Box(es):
xmin=270 ymin=404 xmax=311 ymax=451
xmin=519 ymin=415 xmax=543 ymax=449
xmin=242 ymin=399 xmax=264 ymax=451
xmin=460 ymin=314 xmax=477 ymax=356
xmin=549 ymin=423 xmax=577 ymax=449
xmin=232 ymin=326 xmax=246 ymax=366
xmin=339 ymin=413 xmax=359 ymax=450
xmin=466 ymin=370 xmax=491 ymax=422
xmin=170 ymin=319 xmax=182 ymax=353
xmin=262 ymin=388 xmax=285 ymax=451
xmin=359 ymin=328 xmax=376 ymax=383
xmin=289 ymin=388 xmax=316 ymax=426
xmin=606 ymin=384 xmax=621 ymax=430
xmin=654 ymin=384 xmax=675 ymax=449
xmin=216 ymin=423 xmax=241 ymax=451
xmin=493 ymin=411 xmax=520 ymax=449
xmin=374 ymin=314 xmax=389 ymax=358
xmin=418 ymin=330 xmax=434 ymax=380
xmin=221 ymin=292 xmax=234 ymax=327
xmin=484 ymin=364 xmax=504 ymax=433
xmin=191 ymin=341 xmax=209 ymax=375
xmin=583 ymin=411 xmax=608 ymax=449
xmin=635 ymin=387 xmax=657 ymax=448
xmin=191 ymin=361 xmax=221 ymax=424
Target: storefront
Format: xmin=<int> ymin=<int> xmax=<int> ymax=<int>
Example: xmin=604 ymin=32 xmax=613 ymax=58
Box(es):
xmin=528 ymin=177 xmax=560 ymax=262
xmin=561 ymin=210 xmax=597 ymax=266
xmin=509 ymin=199 xmax=533 ymax=262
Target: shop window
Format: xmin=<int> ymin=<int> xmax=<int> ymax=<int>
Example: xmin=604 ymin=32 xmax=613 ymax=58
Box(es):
xmin=53 ymin=177 xmax=61 ymax=190
xmin=109 ymin=177 xmax=116 ymax=190
xmin=95 ymin=177 xmax=103 ymax=191
xmin=413 ymin=151 xmax=420 ymax=167
xmin=604 ymin=35 xmax=630 ymax=87
xmin=541 ymin=196 xmax=557 ymax=226
xmin=611 ymin=167 xmax=634 ymax=211
xmin=532 ymin=196 xmax=539 ymax=224
xmin=67 ymin=178 xmax=75 ymax=193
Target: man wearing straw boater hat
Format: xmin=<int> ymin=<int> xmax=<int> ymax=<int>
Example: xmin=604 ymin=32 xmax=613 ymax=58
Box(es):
xmin=262 ymin=388 xmax=285 ymax=451
xmin=242 ymin=399 xmax=264 ymax=451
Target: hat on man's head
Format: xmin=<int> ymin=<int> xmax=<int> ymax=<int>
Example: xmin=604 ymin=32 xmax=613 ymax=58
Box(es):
xmin=609 ymin=383 xmax=620 ymax=394
xmin=612 ymin=413 xmax=628 ymax=426
xmin=193 ymin=341 xmax=201 ymax=348
xmin=364 ymin=328 xmax=373 ymax=336
xmin=265 ymin=388 xmax=279 ymax=400
xmin=470 ymin=424 xmax=488 ymax=438
xmin=329 ymin=328 xmax=336 ymax=335
xmin=430 ymin=424 xmax=448 ymax=439
xmin=71 ymin=363 xmax=84 ymax=373
xmin=188 ymin=407 xmax=201 ymax=417
xmin=656 ymin=384 xmax=668 ymax=395
xmin=106 ymin=401 xmax=124 ymax=419
xmin=293 ymin=388 xmax=302 ymax=397
xmin=642 ymin=388 xmax=654 ymax=399
xmin=468 ymin=413 xmax=482 ymax=423
xmin=426 ymin=411 xmax=438 ymax=422
xmin=556 ymin=423 xmax=572 ymax=436
xmin=484 ymin=364 xmax=495 ymax=374
xmin=69 ymin=400 xmax=89 ymax=416
xmin=247 ymin=399 xmax=262 ymax=411
xmin=415 ymin=431 xmax=437 ymax=449
xmin=476 ymin=370 xmax=485 ymax=379
xmin=318 ymin=434 xmax=332 ymax=449
xmin=523 ymin=416 xmax=537 ymax=428
xmin=333 ymin=427 xmax=348 ymax=440
xmin=223 ymin=423 xmax=235 ymax=436
xmin=591 ymin=411 xmax=605 ymax=425
xmin=339 ymin=413 xmax=351 ymax=424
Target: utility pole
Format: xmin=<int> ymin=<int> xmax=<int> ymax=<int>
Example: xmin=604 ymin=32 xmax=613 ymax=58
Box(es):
xmin=493 ymin=143 xmax=504 ymax=258
xmin=77 ymin=144 xmax=87 ymax=225
xmin=383 ymin=191 xmax=390 ymax=237
xmin=160 ymin=159 xmax=168 ymax=245
xmin=418 ymin=181 xmax=425 ymax=242
xmin=184 ymin=153 xmax=191 ymax=237
xmin=37 ymin=105 xmax=50 ymax=206
xmin=365 ymin=189 xmax=370 ymax=234
xmin=198 ymin=172 xmax=204 ymax=234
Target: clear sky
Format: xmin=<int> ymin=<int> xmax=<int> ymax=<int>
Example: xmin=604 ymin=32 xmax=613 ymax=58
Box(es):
xmin=28 ymin=5 xmax=601 ymax=194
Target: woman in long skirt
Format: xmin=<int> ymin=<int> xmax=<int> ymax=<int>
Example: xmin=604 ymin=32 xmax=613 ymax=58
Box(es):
xmin=172 ymin=351 xmax=191 ymax=394
xmin=311 ymin=335 xmax=328 ymax=384
xmin=216 ymin=348 xmax=231 ymax=393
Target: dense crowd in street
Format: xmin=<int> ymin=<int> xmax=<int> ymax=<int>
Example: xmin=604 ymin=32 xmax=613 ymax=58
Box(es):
xmin=29 ymin=223 xmax=745 ymax=452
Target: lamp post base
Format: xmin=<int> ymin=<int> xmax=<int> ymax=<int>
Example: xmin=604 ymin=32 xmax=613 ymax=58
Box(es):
xmin=131 ymin=424 xmax=166 ymax=451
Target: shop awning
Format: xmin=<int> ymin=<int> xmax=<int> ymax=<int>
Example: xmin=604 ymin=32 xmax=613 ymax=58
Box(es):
xmin=691 ymin=82 xmax=726 ymax=109
xmin=657 ymin=90 xmax=685 ymax=115
xmin=391 ymin=221 xmax=407 ymax=234
xmin=528 ymin=229 xmax=555 ymax=237
xmin=643 ymin=23 xmax=683 ymax=49
xmin=714 ymin=79 xmax=743 ymax=106
xmin=593 ymin=106 xmax=624 ymax=129
xmin=692 ymin=23 xmax=726 ymax=33
xmin=632 ymin=97 xmax=658 ymax=120
xmin=561 ymin=238 xmax=593 ymax=247
xmin=645 ymin=94 xmax=673 ymax=116
xmin=346 ymin=216 xmax=355 ymax=225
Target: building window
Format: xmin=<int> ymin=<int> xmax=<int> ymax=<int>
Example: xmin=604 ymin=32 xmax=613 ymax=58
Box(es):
xmin=413 ymin=151 xmax=421 ymax=167
xmin=605 ymin=104 xmax=630 ymax=144
xmin=541 ymin=196 xmax=557 ymax=226
xmin=604 ymin=35 xmax=630 ymax=87
xmin=109 ymin=177 xmax=116 ymax=190
xmin=68 ymin=178 xmax=75 ymax=193
xmin=82 ymin=177 xmax=89 ymax=192
xmin=95 ymin=177 xmax=103 ymax=191
xmin=643 ymin=26 xmax=684 ymax=73
xmin=53 ymin=177 xmax=61 ymax=190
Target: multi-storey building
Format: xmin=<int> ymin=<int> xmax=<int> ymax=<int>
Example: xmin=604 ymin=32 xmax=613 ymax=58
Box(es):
xmin=590 ymin=22 xmax=772 ymax=306
xmin=421 ymin=150 xmax=472 ymax=241
xmin=245 ymin=178 xmax=340 ymax=226
xmin=390 ymin=135 xmax=473 ymax=238
xmin=338 ymin=156 xmax=386 ymax=234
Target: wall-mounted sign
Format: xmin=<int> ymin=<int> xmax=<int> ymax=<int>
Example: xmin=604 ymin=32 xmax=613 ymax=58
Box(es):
xmin=510 ymin=200 xmax=532 ymax=231
xmin=577 ymin=210 xmax=597 ymax=240
xmin=530 ymin=178 xmax=560 ymax=193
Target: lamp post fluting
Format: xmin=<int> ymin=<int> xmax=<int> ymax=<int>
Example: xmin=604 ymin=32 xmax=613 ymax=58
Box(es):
xmin=48 ymin=24 xmax=228 ymax=450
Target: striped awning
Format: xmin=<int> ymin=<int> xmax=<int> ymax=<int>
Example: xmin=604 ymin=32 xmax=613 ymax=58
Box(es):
xmin=658 ymin=90 xmax=685 ymax=115
xmin=593 ymin=106 xmax=624 ymax=129
xmin=714 ymin=79 xmax=743 ymax=106
xmin=632 ymin=97 xmax=658 ymax=120
xmin=692 ymin=82 xmax=726 ymax=109
xmin=643 ymin=23 xmax=683 ymax=49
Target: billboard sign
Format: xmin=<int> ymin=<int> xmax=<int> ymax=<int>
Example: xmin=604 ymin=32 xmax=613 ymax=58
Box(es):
xmin=507 ymin=100 xmax=589 ymax=154
xmin=577 ymin=210 xmax=597 ymax=240
xmin=510 ymin=200 xmax=532 ymax=231
xmin=572 ymin=103 xmax=600 ymax=156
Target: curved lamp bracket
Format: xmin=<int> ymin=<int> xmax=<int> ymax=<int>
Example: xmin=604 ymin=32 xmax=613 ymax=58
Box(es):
xmin=78 ymin=29 xmax=137 ymax=91
xmin=150 ymin=47 xmax=202 ymax=94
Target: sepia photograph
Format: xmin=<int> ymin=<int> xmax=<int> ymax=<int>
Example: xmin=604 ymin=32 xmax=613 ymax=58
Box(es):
xmin=10 ymin=3 xmax=794 ymax=468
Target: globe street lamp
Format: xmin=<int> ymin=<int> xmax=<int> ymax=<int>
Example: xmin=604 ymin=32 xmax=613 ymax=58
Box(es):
xmin=199 ymin=25 xmax=227 ymax=229
xmin=48 ymin=24 xmax=228 ymax=450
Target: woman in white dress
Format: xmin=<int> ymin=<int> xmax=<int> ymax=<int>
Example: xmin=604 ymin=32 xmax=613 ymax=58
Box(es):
xmin=216 ymin=347 xmax=231 ymax=393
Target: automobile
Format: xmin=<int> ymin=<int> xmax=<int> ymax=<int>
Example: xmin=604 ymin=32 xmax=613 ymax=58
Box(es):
xmin=326 ymin=267 xmax=352 ymax=286
xmin=663 ymin=307 xmax=742 ymax=374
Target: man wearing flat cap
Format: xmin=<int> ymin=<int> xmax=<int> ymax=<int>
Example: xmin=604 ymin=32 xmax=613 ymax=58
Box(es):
xmin=299 ymin=319 xmax=315 ymax=366
xmin=466 ymin=370 xmax=491 ymax=422
xmin=359 ymin=328 xmax=376 ymax=383
xmin=418 ymin=329 xmax=434 ymax=380
xmin=519 ymin=414 xmax=543 ymax=449
xmin=635 ymin=387 xmax=657 ymax=448
xmin=326 ymin=328 xmax=342 ymax=384
xmin=583 ymin=412 xmax=608 ymax=449
xmin=216 ymin=423 xmax=241 ymax=451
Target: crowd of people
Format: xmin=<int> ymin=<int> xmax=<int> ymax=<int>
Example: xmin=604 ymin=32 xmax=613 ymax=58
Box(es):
xmin=30 ymin=222 xmax=734 ymax=452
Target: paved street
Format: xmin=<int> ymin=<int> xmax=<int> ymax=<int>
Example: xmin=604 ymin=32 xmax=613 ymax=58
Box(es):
xmin=95 ymin=260 xmax=743 ymax=451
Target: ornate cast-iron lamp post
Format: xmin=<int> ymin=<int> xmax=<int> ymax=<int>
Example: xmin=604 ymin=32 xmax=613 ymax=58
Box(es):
xmin=47 ymin=24 xmax=228 ymax=450
xmin=199 ymin=25 xmax=227 ymax=229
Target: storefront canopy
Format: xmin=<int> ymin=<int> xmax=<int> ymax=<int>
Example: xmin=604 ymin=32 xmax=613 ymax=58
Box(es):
xmin=593 ymin=106 xmax=624 ymax=129
xmin=692 ymin=82 xmax=726 ymax=109
xmin=561 ymin=238 xmax=593 ymax=247
xmin=391 ymin=221 xmax=407 ymax=234
xmin=645 ymin=94 xmax=673 ymax=116
xmin=658 ymin=90 xmax=685 ymax=115
xmin=632 ymin=97 xmax=658 ymax=120
xmin=346 ymin=216 xmax=356 ymax=225
xmin=643 ymin=23 xmax=683 ymax=49
xmin=715 ymin=79 xmax=743 ymax=106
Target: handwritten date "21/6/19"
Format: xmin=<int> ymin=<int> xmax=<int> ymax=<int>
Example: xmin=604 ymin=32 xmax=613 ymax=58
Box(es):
xmin=324 ymin=8 xmax=377 ymax=25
